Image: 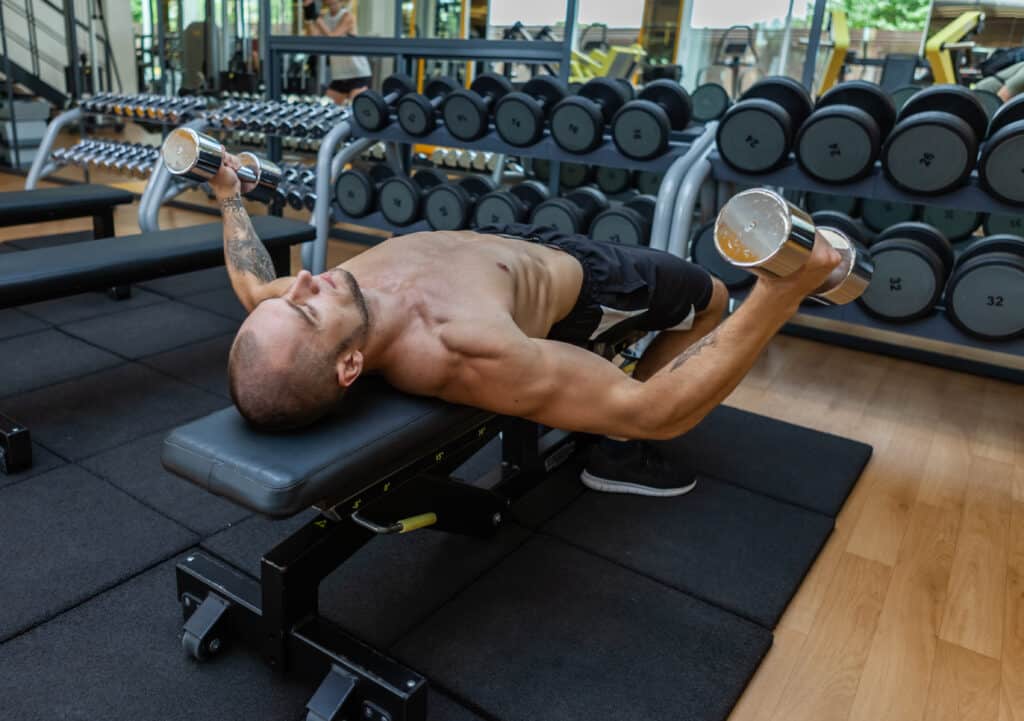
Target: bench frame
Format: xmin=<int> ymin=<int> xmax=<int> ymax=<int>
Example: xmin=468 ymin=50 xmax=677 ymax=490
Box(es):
xmin=175 ymin=416 xmax=577 ymax=721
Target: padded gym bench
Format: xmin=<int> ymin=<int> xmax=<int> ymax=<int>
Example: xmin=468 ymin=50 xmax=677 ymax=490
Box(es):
xmin=0 ymin=184 xmax=135 ymax=240
xmin=163 ymin=374 xmax=596 ymax=720
xmin=0 ymin=216 xmax=314 ymax=474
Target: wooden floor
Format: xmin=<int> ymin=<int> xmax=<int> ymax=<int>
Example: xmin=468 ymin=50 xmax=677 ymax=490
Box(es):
xmin=2 ymin=168 xmax=1020 ymax=721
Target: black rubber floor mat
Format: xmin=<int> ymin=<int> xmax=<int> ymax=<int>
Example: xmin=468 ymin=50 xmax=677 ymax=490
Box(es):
xmin=61 ymin=300 xmax=237 ymax=360
xmin=661 ymin=405 xmax=872 ymax=517
xmin=142 ymin=333 xmax=235 ymax=399
xmin=0 ymin=442 xmax=64 ymax=490
xmin=80 ymin=431 xmax=251 ymax=536
xmin=0 ymin=308 xmax=47 ymax=340
xmin=140 ymin=267 xmax=231 ymax=298
xmin=2 ymin=363 xmax=226 ymax=460
xmin=0 ymin=328 xmax=121 ymax=399
xmin=203 ymin=512 xmax=531 ymax=649
xmin=19 ymin=286 xmax=165 ymax=325
xmin=181 ymin=287 xmax=248 ymax=322
xmin=546 ymin=478 xmax=833 ymax=628
xmin=0 ymin=466 xmax=196 ymax=641
xmin=393 ymin=536 xmax=772 ymax=721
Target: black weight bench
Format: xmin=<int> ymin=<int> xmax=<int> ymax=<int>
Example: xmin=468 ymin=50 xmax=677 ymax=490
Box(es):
xmin=0 ymin=216 xmax=314 ymax=474
xmin=0 ymin=184 xmax=135 ymax=241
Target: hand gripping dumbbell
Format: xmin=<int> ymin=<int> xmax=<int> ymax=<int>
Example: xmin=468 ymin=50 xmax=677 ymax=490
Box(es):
xmin=881 ymin=84 xmax=988 ymax=195
xmin=715 ymin=76 xmax=813 ymax=173
xmin=396 ymin=77 xmax=461 ymax=137
xmin=494 ymin=75 xmax=570 ymax=147
xmin=713 ymin=188 xmax=873 ymax=304
xmin=978 ymin=93 xmax=1024 ymax=205
xmin=352 ymin=74 xmax=416 ymax=132
xmin=378 ymin=168 xmax=449 ymax=226
xmin=473 ymin=180 xmax=550 ymax=227
xmin=549 ymin=78 xmax=633 ymax=154
xmin=690 ymin=82 xmax=731 ymax=123
xmin=589 ymin=195 xmax=657 ymax=246
xmin=423 ymin=175 xmax=498 ymax=231
xmin=857 ymin=222 xmax=953 ymax=323
xmin=795 ymin=80 xmax=897 ymax=184
xmin=161 ymin=128 xmax=282 ymax=204
xmin=531 ymin=186 xmax=610 ymax=235
xmin=945 ymin=235 xmax=1024 ymax=340
xmin=611 ymin=80 xmax=693 ymax=160
xmin=334 ymin=165 xmax=396 ymax=218
xmin=442 ymin=72 xmax=514 ymax=142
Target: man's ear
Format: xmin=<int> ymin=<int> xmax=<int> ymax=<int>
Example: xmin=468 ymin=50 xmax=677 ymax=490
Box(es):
xmin=336 ymin=349 xmax=363 ymax=388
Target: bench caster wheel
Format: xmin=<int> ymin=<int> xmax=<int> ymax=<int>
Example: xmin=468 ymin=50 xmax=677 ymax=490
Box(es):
xmin=180 ymin=592 xmax=230 ymax=662
xmin=182 ymin=629 xmax=222 ymax=661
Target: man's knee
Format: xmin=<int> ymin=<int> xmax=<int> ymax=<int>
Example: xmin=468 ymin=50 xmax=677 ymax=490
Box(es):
xmin=699 ymin=277 xmax=729 ymax=322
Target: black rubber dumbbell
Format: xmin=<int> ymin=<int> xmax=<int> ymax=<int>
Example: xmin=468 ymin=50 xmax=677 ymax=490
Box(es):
xmin=595 ymin=166 xmax=635 ymax=196
xmin=972 ymin=88 xmax=1003 ymax=121
xmin=689 ymin=221 xmax=755 ymax=290
xmin=441 ymin=72 xmax=514 ymax=141
xmin=589 ymin=195 xmax=656 ymax=246
xmin=473 ymin=180 xmax=550 ymax=227
xmin=890 ymin=85 xmax=921 ymax=112
xmin=858 ymin=222 xmax=954 ymax=322
xmin=351 ymin=73 xmax=416 ymax=132
xmin=945 ymin=235 xmax=1024 ymax=340
xmin=378 ymin=168 xmax=449 ymax=226
xmin=549 ymin=78 xmax=633 ymax=154
xmin=396 ymin=77 xmax=462 ymax=137
xmin=302 ymin=188 xmax=318 ymax=212
xmin=811 ymin=209 xmax=867 ymax=248
xmin=881 ymin=85 xmax=988 ymax=195
xmin=860 ymin=198 xmax=919 ymax=234
xmin=635 ymin=171 xmax=664 ymax=197
xmin=716 ymin=76 xmax=813 ymax=173
xmin=690 ymin=82 xmax=731 ymax=123
xmin=423 ymin=175 xmax=498 ymax=231
xmin=530 ymin=186 xmax=610 ymax=234
xmin=983 ymin=213 xmax=1024 ymax=236
xmin=804 ymin=192 xmax=860 ymax=217
xmin=611 ymin=80 xmax=692 ymax=160
xmin=494 ymin=75 xmax=570 ymax=147
xmin=532 ymin=158 xmax=593 ymax=189
xmin=333 ymin=164 xmax=396 ymax=218
xmin=920 ymin=206 xmax=982 ymax=243
xmin=795 ymin=80 xmax=896 ymax=184
xmin=978 ymin=94 xmax=1024 ymax=205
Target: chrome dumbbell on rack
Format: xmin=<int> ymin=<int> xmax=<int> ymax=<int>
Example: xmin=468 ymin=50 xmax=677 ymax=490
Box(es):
xmin=161 ymin=128 xmax=282 ymax=203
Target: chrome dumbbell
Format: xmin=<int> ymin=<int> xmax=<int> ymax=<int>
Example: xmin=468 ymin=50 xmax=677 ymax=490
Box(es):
xmin=162 ymin=127 xmax=281 ymax=203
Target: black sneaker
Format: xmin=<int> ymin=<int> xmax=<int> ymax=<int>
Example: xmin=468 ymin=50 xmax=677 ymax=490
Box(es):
xmin=580 ymin=438 xmax=698 ymax=497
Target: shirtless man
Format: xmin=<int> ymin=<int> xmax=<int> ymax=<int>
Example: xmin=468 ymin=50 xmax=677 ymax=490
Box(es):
xmin=212 ymin=157 xmax=841 ymax=497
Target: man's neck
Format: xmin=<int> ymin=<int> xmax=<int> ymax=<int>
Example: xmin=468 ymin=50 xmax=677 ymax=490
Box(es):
xmin=352 ymin=285 xmax=403 ymax=373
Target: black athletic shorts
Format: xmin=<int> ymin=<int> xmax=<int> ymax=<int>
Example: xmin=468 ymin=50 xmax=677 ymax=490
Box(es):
xmin=329 ymin=77 xmax=372 ymax=94
xmin=477 ymin=223 xmax=715 ymax=346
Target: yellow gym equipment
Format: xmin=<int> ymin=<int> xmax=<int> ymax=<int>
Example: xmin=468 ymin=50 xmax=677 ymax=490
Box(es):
xmin=925 ymin=11 xmax=985 ymax=85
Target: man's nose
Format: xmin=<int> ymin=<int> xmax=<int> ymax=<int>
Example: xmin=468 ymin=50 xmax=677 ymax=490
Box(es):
xmin=289 ymin=270 xmax=319 ymax=299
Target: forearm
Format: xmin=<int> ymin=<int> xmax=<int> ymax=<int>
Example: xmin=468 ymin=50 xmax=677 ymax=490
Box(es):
xmin=639 ymin=284 xmax=798 ymax=437
xmin=218 ymin=193 xmax=277 ymax=310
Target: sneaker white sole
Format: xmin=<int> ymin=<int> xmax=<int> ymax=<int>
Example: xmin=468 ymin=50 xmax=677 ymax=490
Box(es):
xmin=579 ymin=470 xmax=698 ymax=497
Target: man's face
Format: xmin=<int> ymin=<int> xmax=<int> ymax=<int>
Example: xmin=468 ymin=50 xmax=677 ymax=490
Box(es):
xmin=242 ymin=268 xmax=367 ymax=383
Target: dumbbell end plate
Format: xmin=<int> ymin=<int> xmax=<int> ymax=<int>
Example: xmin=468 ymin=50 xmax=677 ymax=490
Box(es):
xmin=163 ymin=127 xmax=203 ymax=175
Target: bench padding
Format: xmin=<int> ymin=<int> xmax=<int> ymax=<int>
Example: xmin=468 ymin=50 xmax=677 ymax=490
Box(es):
xmin=162 ymin=378 xmax=494 ymax=518
xmin=0 ymin=216 xmax=313 ymax=308
xmin=0 ymin=184 xmax=134 ymax=226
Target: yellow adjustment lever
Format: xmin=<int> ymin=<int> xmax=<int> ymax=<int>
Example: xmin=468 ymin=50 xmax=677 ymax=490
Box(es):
xmin=396 ymin=513 xmax=438 ymax=534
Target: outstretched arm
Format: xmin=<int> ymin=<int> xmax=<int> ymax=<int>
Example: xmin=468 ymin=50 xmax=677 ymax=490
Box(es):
xmin=208 ymin=155 xmax=294 ymax=311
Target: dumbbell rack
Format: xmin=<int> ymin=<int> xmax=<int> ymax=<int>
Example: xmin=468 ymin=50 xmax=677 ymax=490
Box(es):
xmin=708 ymin=154 xmax=1024 ymax=379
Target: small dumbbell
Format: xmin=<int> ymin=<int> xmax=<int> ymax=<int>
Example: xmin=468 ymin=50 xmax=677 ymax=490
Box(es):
xmin=473 ymin=180 xmax=550 ymax=227
xmin=334 ymin=165 xmax=396 ymax=218
xmin=532 ymin=158 xmax=593 ymax=189
xmin=589 ymin=195 xmax=657 ymax=246
xmin=636 ymin=171 xmax=664 ymax=197
xmin=945 ymin=235 xmax=1024 ymax=340
xmin=442 ymin=72 xmax=514 ymax=142
xmin=378 ymin=168 xmax=448 ymax=226
xmin=396 ymin=77 xmax=461 ymax=136
xmin=804 ymin=192 xmax=861 ymax=218
xmin=978 ymin=94 xmax=1024 ymax=205
xmin=860 ymin=198 xmax=918 ymax=233
xmin=494 ymin=75 xmax=570 ymax=147
xmin=795 ymin=80 xmax=897 ymax=184
xmin=881 ymin=85 xmax=988 ymax=195
xmin=352 ymin=74 xmax=416 ymax=132
xmin=550 ymin=78 xmax=633 ymax=154
xmin=423 ymin=175 xmax=498 ymax=231
xmin=161 ymin=128 xmax=282 ymax=203
xmin=611 ymin=80 xmax=693 ymax=160
xmin=858 ymin=222 xmax=953 ymax=322
xmin=691 ymin=82 xmax=731 ymax=123
xmin=302 ymin=189 xmax=318 ymax=212
xmin=983 ymin=213 xmax=1024 ymax=236
xmin=531 ymin=186 xmax=610 ymax=235
xmin=595 ymin=167 xmax=635 ymax=196
xmin=716 ymin=76 xmax=813 ymax=173
xmin=714 ymin=188 xmax=873 ymax=304
xmin=920 ymin=206 xmax=982 ymax=243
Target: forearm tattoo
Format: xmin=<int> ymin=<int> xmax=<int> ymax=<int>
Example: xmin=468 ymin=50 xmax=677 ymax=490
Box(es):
xmin=669 ymin=328 xmax=720 ymax=372
xmin=221 ymin=194 xmax=276 ymax=282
